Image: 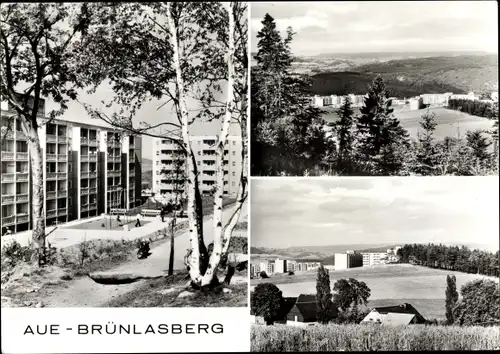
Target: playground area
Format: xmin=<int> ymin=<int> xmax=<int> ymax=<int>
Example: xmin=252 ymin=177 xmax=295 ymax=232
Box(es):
xmin=65 ymin=217 xmax=151 ymax=231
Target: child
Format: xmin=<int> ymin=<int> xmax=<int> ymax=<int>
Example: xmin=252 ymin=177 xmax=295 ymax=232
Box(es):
xmin=135 ymin=213 xmax=141 ymax=227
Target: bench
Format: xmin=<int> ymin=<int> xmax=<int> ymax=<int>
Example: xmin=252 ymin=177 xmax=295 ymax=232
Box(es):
xmin=141 ymin=209 xmax=161 ymax=217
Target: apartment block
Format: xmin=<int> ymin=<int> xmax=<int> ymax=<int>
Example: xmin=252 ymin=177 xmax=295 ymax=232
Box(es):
xmin=1 ymin=99 xmax=142 ymax=235
xmin=361 ymin=252 xmax=387 ymax=267
xmin=152 ymin=135 xmax=242 ymax=197
xmin=275 ymin=257 xmax=287 ymax=273
xmin=335 ymin=252 xmax=363 ymax=270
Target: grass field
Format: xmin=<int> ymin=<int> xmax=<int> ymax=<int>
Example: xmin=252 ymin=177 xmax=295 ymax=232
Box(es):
xmin=251 ymin=323 xmax=500 ymax=351
xmin=322 ymin=107 xmax=494 ymax=141
xmin=250 ymin=264 xmax=499 ymax=320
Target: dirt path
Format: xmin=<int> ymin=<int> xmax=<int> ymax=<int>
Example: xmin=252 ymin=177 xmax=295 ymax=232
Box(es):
xmin=40 ymin=202 xmax=248 ymax=307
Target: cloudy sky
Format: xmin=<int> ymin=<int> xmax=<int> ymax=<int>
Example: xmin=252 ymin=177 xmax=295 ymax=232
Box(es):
xmin=250 ymin=1 xmax=499 ymax=55
xmin=251 ymin=177 xmax=499 ymax=249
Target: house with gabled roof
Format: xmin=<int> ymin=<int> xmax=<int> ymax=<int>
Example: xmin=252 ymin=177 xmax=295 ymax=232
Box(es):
xmin=361 ymin=303 xmax=426 ymax=325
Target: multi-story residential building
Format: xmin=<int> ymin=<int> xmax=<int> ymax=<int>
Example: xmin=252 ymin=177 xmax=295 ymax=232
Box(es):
xmin=1 ymin=99 xmax=142 ymax=235
xmin=286 ymin=260 xmax=297 ymax=272
xmin=361 ymin=252 xmax=387 ymax=267
xmin=275 ymin=257 xmax=287 ymax=273
xmin=335 ymin=252 xmax=363 ymax=270
xmin=152 ymin=135 xmax=242 ymax=197
xmin=266 ymin=262 xmax=275 ymax=275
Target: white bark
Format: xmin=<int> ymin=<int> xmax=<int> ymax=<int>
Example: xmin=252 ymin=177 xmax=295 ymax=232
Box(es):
xmin=200 ymin=2 xmax=236 ymax=286
xmin=165 ymin=3 xmax=203 ymax=285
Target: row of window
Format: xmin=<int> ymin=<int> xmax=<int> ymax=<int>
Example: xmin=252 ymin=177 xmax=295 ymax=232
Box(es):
xmin=158 ymin=139 xmax=237 ymax=145
xmin=155 ymin=180 xmax=237 ymax=187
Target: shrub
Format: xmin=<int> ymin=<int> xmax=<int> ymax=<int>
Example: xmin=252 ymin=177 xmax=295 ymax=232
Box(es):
xmin=1 ymin=240 xmax=33 ymax=270
xmin=260 ymin=271 xmax=269 ymax=278
xmin=288 ymin=271 xmax=294 ymax=276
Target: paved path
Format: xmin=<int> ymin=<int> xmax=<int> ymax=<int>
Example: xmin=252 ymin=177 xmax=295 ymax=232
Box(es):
xmin=40 ymin=202 xmax=248 ymax=307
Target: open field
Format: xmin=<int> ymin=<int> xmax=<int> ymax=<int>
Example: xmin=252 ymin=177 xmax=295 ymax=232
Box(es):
xmin=251 ymin=323 xmax=500 ymax=351
xmin=250 ymin=264 xmax=499 ymax=320
xmin=322 ymin=107 xmax=494 ymax=142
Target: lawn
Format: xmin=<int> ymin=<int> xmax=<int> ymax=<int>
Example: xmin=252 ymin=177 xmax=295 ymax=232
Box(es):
xmin=322 ymin=107 xmax=494 ymax=141
xmin=250 ymin=264 xmax=499 ymax=320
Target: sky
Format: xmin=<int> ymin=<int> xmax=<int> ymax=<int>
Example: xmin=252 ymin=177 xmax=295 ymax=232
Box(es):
xmin=250 ymin=177 xmax=499 ymax=250
xmin=250 ymin=1 xmax=499 ymax=55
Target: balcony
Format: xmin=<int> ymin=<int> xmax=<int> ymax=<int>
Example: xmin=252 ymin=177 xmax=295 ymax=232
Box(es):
xmin=58 ymin=136 xmax=67 ymax=143
xmin=46 ymin=134 xmax=57 ymax=143
xmin=57 ymin=172 xmax=67 ymax=179
xmin=129 ymin=156 xmax=135 ymax=163
xmin=17 ymin=214 xmax=29 ymax=223
xmin=3 ymin=131 xmax=14 ymax=139
xmin=17 ymin=152 xmax=28 ymax=160
xmin=1 ymin=195 xmax=15 ymax=204
xmin=46 ymin=154 xmax=57 ymax=162
xmin=1 ymin=173 xmax=15 ymax=183
xmin=80 ymin=171 xmax=89 ymax=178
xmin=57 ymin=154 xmax=67 ymax=161
xmin=108 ymin=156 xmax=121 ymax=162
xmin=46 ymin=172 xmax=57 ymax=180
xmin=80 ymin=137 xmax=89 ymax=145
xmin=17 ymin=173 xmax=29 ymax=181
xmin=89 ymin=187 xmax=97 ymax=195
xmin=89 ymin=203 xmax=97 ymax=210
xmin=89 ymin=171 xmax=97 ymax=178
xmin=16 ymin=193 xmax=29 ymax=202
xmin=46 ymin=191 xmax=57 ymax=199
xmin=80 ymin=155 xmax=89 ymax=162
xmin=58 ymin=190 xmax=67 ymax=198
xmin=16 ymin=131 xmax=27 ymax=140
xmin=89 ymin=154 xmax=97 ymax=162
xmin=81 ymin=187 xmax=89 ymax=195
xmin=2 ymin=216 xmax=15 ymax=226
xmin=129 ymin=170 xmax=135 ymax=177
xmin=89 ymin=139 xmax=98 ymax=147
xmin=58 ymin=208 xmax=67 ymax=215
xmin=81 ymin=204 xmax=89 ymax=212
xmin=46 ymin=210 xmax=57 ymax=218
xmin=1 ymin=151 xmax=14 ymax=160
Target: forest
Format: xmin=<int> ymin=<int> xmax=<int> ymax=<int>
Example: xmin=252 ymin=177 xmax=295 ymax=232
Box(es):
xmin=397 ymin=243 xmax=500 ymax=278
xmin=447 ymin=98 xmax=497 ymax=119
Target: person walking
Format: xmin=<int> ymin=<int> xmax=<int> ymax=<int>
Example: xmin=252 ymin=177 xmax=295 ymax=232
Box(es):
xmin=160 ymin=208 xmax=165 ymax=222
xmin=135 ymin=213 xmax=142 ymax=227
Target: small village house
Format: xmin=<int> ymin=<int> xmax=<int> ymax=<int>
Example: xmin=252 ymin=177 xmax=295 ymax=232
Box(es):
xmin=361 ymin=303 xmax=427 ymax=326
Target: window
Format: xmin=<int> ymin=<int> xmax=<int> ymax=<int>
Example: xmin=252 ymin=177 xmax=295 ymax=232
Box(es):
xmin=197 ymin=151 xmax=201 ymax=155
xmin=156 ymin=161 xmax=159 ymax=165
xmin=232 ymin=161 xmax=235 ymax=167
xmin=156 ymin=171 xmax=160 ymax=175
xmin=156 ymin=181 xmax=159 ymax=185
xmin=232 ymin=182 xmax=235 ymax=186
xmin=232 ymin=151 xmax=235 ymax=156
xmin=156 ymin=141 xmax=159 ymax=145
xmin=68 ymin=181 xmax=72 ymax=189
xmin=197 ymin=161 xmax=200 ymax=165
xmin=232 ymin=171 xmax=235 ymax=176
xmin=68 ymin=164 xmax=72 ymax=172
xmin=232 ymin=140 xmax=236 ymax=145
xmin=156 ymin=151 xmax=159 ymax=155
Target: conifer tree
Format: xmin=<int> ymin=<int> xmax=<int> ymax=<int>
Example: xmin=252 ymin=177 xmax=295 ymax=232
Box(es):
xmin=333 ymin=95 xmax=355 ymax=172
xmin=445 ymin=274 xmax=459 ymax=325
xmin=415 ymin=110 xmax=439 ymax=175
xmin=355 ymin=76 xmax=410 ymax=175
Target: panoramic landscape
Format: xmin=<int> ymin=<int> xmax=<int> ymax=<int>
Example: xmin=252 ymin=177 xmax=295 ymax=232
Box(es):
xmin=1 ymin=2 xmax=249 ymax=308
xmin=250 ymin=1 xmax=498 ymax=176
xmin=250 ymin=177 xmax=500 ymax=351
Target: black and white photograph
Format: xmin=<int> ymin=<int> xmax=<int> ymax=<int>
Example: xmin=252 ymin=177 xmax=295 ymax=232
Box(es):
xmin=249 ymin=177 xmax=499 ymax=351
xmin=1 ymin=2 xmax=248 ymax=309
xmin=250 ymin=1 xmax=499 ymax=176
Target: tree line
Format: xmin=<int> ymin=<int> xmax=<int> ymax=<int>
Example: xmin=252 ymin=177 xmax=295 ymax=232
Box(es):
xmin=447 ymin=98 xmax=497 ymax=119
xmin=251 ymin=13 xmax=499 ymax=177
xmin=397 ymin=243 xmax=500 ymax=278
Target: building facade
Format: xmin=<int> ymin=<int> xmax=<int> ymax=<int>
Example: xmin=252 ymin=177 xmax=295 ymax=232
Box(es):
xmin=335 ymin=252 xmax=363 ymax=270
xmin=362 ymin=252 xmax=387 ymax=267
xmin=275 ymin=257 xmax=288 ymax=273
xmin=152 ymin=135 xmax=242 ymax=197
xmin=1 ymin=99 xmax=142 ymax=235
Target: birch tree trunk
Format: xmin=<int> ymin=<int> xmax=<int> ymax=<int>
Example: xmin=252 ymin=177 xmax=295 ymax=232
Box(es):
xmin=200 ymin=2 xmax=236 ymax=287
xmin=26 ymin=123 xmax=46 ymax=265
xmin=166 ymin=3 xmax=204 ymax=286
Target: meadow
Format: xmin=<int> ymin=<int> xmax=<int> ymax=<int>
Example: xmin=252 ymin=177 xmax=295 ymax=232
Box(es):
xmin=251 ymin=323 xmax=500 ymax=351
xmin=322 ymin=107 xmax=494 ymax=142
xmin=250 ymin=264 xmax=499 ymax=320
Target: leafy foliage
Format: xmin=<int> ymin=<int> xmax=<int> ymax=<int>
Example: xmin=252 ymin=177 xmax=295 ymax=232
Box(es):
xmin=452 ymin=279 xmax=500 ymax=326
xmin=332 ymin=278 xmax=371 ymax=312
xmin=251 ymin=283 xmax=283 ymax=325
xmin=315 ymin=265 xmax=337 ymax=324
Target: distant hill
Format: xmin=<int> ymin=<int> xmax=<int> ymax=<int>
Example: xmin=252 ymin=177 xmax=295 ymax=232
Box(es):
xmin=309 ymin=55 xmax=498 ymax=98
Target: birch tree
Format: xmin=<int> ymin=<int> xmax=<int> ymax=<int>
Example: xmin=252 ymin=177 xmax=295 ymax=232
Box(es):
xmin=78 ymin=2 xmax=248 ymax=290
xmin=0 ymin=3 xmax=92 ymax=265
